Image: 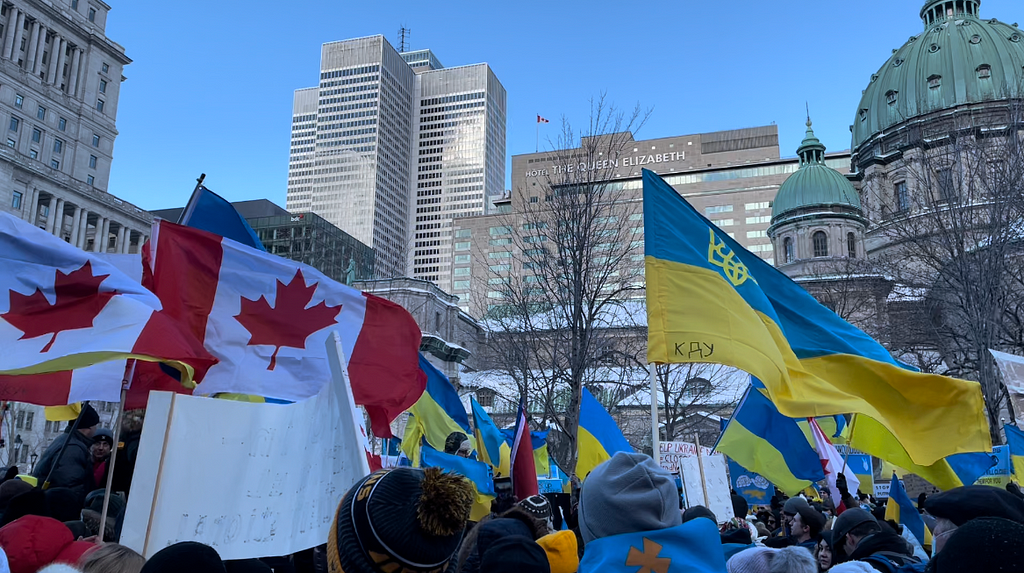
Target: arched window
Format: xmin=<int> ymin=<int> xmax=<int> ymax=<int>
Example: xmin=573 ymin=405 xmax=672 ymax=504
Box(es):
xmin=847 ymin=232 xmax=857 ymax=258
xmin=813 ymin=231 xmax=829 ymax=257
xmin=783 ymin=237 xmax=794 ymax=263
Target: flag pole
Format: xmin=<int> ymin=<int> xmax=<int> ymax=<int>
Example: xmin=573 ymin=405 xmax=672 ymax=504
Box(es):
xmin=98 ymin=359 xmax=135 ymax=541
xmin=176 ymin=173 xmax=207 ymax=225
xmin=536 ymin=115 xmax=539 ymax=153
xmin=650 ymin=363 xmax=660 ymax=465
xmin=694 ymin=431 xmax=709 ymax=507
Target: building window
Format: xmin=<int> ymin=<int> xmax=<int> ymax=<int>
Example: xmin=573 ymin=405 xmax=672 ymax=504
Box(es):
xmin=29 ymin=149 xmax=37 ymax=159
xmin=783 ymin=237 xmax=793 ymax=263
xmin=96 ymin=99 xmax=104 ymax=113
xmin=99 ymin=79 xmax=107 ymax=93
xmin=454 ymin=255 xmax=471 ymax=263
xmin=101 ymin=62 xmax=109 ymax=73
xmin=928 ymin=74 xmax=942 ymax=89
xmin=895 ymin=181 xmax=910 ymax=212
xmin=89 ymin=154 xmax=97 ymax=168
xmin=58 ymin=117 xmax=66 ymax=131
xmin=24 ymin=411 xmax=33 ymax=431
xmin=92 ymin=134 xmax=100 ymax=147
xmin=812 ymin=231 xmax=828 ymax=257
xmin=937 ymin=168 xmax=956 ymax=201
xmin=15 ymin=411 xmax=24 ymax=429
xmin=704 ymin=205 xmax=733 ymax=215
xmin=53 ymin=139 xmax=62 ymax=153
xmin=454 ymin=229 xmax=471 ymax=238
xmin=11 ymin=190 xmax=21 ymax=210
xmin=87 ymin=175 xmax=94 ymax=186
xmin=746 ymin=216 xmax=772 ymax=225
xmin=31 ymin=128 xmax=40 ymax=143
xmin=37 ymin=106 xmax=45 ymax=120
xmin=9 ymin=117 xmax=18 ymax=132
xmin=529 ymin=196 xmax=538 ymax=203
xmin=711 ymin=218 xmax=734 ymax=227
xmin=14 ymin=94 xmax=22 ymax=108
xmin=476 ymin=389 xmax=494 ymax=408
xmin=886 ymin=90 xmax=898 ymax=105
xmin=977 ymin=64 xmax=992 ymax=79
xmin=88 ymin=7 xmax=96 ymax=22
xmin=50 ymin=159 xmax=59 ymax=169
xmin=71 ymin=0 xmax=78 ymax=9
xmin=847 ymin=232 xmax=857 ymax=258
xmin=454 ymin=267 xmax=471 ymax=276
xmin=6 ymin=139 xmax=14 ymax=148
xmin=454 ymin=241 xmax=470 ymax=251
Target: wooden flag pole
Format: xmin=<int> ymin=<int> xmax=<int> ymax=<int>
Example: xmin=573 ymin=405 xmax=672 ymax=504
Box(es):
xmin=694 ymin=432 xmax=710 ymax=507
xmin=98 ymin=359 xmax=136 ymax=541
xmin=650 ymin=364 xmax=660 ymax=467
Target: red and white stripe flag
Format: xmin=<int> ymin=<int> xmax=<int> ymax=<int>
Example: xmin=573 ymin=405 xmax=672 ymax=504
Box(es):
xmin=537 ymin=115 xmax=550 ymax=124
xmin=510 ymin=396 xmax=538 ymax=500
xmin=142 ymin=220 xmax=424 ymax=437
xmin=0 ymin=213 xmax=215 ymax=405
xmin=809 ymin=417 xmax=860 ymax=513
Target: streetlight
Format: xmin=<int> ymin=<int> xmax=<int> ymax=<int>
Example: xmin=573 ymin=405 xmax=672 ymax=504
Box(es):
xmin=29 ymin=452 xmax=37 ymax=473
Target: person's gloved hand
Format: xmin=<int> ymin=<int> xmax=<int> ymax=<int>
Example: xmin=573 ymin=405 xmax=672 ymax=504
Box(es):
xmin=836 ymin=472 xmax=850 ymax=496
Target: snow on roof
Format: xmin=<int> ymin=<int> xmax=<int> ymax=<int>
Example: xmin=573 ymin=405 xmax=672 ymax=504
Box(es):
xmin=480 ymin=299 xmax=648 ymax=332
xmin=887 ymin=284 xmax=928 ymax=302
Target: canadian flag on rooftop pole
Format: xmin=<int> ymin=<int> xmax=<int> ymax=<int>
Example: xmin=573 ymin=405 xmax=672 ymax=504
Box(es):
xmin=141 ymin=220 xmax=424 ymax=437
xmin=0 ymin=212 xmax=215 ymax=405
xmin=809 ymin=417 xmax=859 ymax=514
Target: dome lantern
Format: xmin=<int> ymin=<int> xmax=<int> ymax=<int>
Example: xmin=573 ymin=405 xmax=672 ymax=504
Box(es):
xmin=771 ymin=115 xmax=861 ymax=222
xmin=921 ymin=0 xmax=981 ymax=28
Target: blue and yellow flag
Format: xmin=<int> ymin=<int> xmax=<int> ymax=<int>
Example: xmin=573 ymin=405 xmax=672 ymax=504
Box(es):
xmin=884 ymin=472 xmax=932 ymax=547
xmin=401 ymin=355 xmax=471 ymax=464
xmin=420 ymin=444 xmax=495 ymax=522
xmin=502 ymin=429 xmax=551 ymax=477
xmin=472 ymin=396 xmax=509 ymax=471
xmin=849 ymin=414 xmax=995 ymax=490
xmin=577 ymin=518 xmax=727 ymax=573
xmin=578 ymin=387 xmax=633 ymax=480
xmin=715 ymin=385 xmax=825 ymax=494
xmin=1005 ymin=424 xmax=1024 ymax=480
xmin=642 ymin=169 xmax=990 ymax=466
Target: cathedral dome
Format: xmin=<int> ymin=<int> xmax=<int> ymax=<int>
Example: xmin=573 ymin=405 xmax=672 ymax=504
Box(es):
xmin=772 ymin=120 xmax=860 ymax=221
xmin=852 ymin=0 xmax=1024 ymax=151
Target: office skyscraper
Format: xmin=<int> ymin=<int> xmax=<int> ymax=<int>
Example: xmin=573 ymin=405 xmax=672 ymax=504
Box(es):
xmin=287 ymin=35 xmax=505 ymax=284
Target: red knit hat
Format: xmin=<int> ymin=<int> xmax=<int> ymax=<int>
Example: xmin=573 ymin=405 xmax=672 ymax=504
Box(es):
xmin=0 ymin=516 xmax=98 ymax=573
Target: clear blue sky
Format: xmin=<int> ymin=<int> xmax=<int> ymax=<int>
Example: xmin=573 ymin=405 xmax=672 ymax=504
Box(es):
xmin=106 ymin=0 xmax=1021 ymax=211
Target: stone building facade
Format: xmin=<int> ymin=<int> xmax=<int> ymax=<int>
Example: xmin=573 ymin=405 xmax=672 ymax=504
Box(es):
xmin=0 ymin=0 xmax=148 ymax=253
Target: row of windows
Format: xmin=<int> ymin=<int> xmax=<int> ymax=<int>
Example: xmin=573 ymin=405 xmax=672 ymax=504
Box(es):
xmin=780 ymin=232 xmax=857 ymax=262
xmin=320 ymin=65 xmax=379 ymax=80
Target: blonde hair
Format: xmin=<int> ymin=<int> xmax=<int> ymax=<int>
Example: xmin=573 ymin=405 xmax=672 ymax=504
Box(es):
xmin=80 ymin=544 xmax=146 ymax=573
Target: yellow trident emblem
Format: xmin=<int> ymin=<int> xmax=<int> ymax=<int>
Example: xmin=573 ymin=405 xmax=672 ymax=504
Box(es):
xmin=708 ymin=228 xmax=755 ymax=287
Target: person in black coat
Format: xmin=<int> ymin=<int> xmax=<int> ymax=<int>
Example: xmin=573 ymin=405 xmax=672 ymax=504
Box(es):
xmin=31 ymin=404 xmax=100 ymax=504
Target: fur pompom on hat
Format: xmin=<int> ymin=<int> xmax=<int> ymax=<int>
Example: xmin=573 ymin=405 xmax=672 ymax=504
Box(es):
xmin=327 ymin=467 xmax=474 ymax=573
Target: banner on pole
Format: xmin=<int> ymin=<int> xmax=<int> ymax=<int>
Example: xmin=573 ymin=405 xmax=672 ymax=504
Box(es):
xmin=727 ymin=458 xmax=775 ymax=505
xmin=121 ymin=332 xmax=372 ymax=559
xmin=678 ymin=451 xmax=732 ymax=523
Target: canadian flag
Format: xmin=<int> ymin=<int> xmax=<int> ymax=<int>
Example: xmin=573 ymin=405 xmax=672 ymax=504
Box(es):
xmin=143 ymin=220 xmax=424 ymax=437
xmin=0 ymin=213 xmax=215 ymax=404
xmin=809 ymin=417 xmax=860 ymax=513
xmin=537 ymin=115 xmax=550 ymax=124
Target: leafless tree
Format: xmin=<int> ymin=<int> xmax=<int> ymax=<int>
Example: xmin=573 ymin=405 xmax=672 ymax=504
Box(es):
xmin=865 ymin=103 xmax=1024 ymax=437
xmin=476 ymin=95 xmax=652 ymax=474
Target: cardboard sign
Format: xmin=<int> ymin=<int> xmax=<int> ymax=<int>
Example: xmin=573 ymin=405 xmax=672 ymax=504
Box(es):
xmin=121 ymin=333 xmax=372 ymax=559
xmin=659 ymin=441 xmax=714 ymax=473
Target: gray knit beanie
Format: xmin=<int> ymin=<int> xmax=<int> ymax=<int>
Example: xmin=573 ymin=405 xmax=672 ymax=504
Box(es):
xmin=726 ymin=546 xmax=816 ymax=573
xmin=578 ymin=452 xmax=681 ymax=544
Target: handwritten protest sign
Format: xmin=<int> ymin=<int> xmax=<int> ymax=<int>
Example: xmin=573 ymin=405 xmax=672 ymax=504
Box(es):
xmin=122 ymin=332 xmax=371 ymax=559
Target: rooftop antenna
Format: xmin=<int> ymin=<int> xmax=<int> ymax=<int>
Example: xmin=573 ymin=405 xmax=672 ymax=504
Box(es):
xmin=806 ymin=101 xmax=811 ymax=123
xmin=398 ymin=26 xmax=411 ymax=53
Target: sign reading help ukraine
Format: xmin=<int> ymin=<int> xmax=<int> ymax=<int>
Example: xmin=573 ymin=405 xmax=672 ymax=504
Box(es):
xmin=728 ymin=458 xmax=775 ymax=505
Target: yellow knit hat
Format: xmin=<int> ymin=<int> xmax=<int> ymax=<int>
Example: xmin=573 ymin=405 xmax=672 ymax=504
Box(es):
xmin=536 ymin=530 xmax=579 ymax=573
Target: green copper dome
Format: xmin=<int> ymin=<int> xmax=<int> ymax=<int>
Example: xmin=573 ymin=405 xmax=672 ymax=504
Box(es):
xmin=772 ymin=119 xmax=860 ymax=220
xmin=852 ymin=0 xmax=1024 ymax=150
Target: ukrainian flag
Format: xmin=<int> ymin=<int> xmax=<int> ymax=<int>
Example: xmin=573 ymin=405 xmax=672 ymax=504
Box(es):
xmin=1005 ymin=424 xmax=1024 ymax=480
xmin=884 ymin=473 xmax=932 ymax=547
xmin=850 ymin=414 xmax=994 ymax=490
xmin=715 ymin=385 xmax=825 ymax=494
xmin=796 ymin=415 xmax=848 ymax=445
xmin=401 ymin=355 xmax=471 ymax=464
xmin=472 ymin=396 xmax=512 ymax=477
xmin=577 ymin=518 xmax=727 ymax=573
xmin=502 ymin=428 xmax=551 ymax=477
xmin=642 ymin=169 xmax=990 ymax=466
xmin=577 ymin=387 xmax=633 ymax=480
xmin=420 ymin=444 xmax=495 ymax=522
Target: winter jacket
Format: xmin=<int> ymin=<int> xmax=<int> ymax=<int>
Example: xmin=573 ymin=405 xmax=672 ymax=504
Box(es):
xmin=110 ymin=429 xmax=140 ymax=498
xmin=847 ymin=530 xmax=919 ymax=572
xmin=31 ymin=429 xmax=94 ymax=503
xmin=0 ymin=515 xmax=97 ymax=573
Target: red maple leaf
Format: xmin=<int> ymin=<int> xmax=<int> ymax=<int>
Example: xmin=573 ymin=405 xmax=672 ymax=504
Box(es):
xmin=2 ymin=261 xmax=115 ymax=352
xmin=234 ymin=269 xmax=341 ymax=370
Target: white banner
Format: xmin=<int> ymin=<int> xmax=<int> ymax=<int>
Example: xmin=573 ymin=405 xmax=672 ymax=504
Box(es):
xmin=679 ymin=452 xmax=732 ymax=524
xmin=991 ymin=349 xmax=1024 ymax=427
xmin=121 ymin=332 xmax=372 ymax=559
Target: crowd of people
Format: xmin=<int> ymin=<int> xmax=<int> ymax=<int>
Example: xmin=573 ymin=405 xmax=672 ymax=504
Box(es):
xmin=1 ymin=414 xmax=1022 ymax=573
